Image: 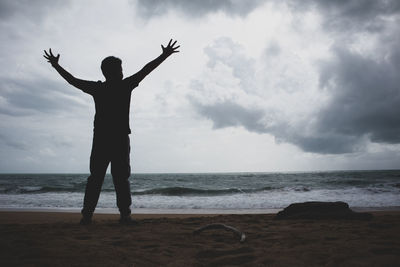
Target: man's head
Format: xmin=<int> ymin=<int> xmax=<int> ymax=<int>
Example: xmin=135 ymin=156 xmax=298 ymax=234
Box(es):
xmin=101 ymin=56 xmax=123 ymax=81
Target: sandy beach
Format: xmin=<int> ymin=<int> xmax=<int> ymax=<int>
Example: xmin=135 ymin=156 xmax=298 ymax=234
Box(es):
xmin=0 ymin=211 xmax=399 ymax=266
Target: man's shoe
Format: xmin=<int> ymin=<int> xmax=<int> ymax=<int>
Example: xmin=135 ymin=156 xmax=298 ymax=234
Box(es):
xmin=119 ymin=215 xmax=137 ymax=225
xmin=79 ymin=216 xmax=92 ymax=225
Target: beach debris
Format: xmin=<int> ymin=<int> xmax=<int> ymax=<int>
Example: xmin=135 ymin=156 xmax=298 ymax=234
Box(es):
xmin=193 ymin=223 xmax=246 ymax=243
xmin=275 ymin=201 xmax=373 ymax=220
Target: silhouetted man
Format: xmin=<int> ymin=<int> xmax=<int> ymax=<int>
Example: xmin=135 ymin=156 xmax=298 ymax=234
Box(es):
xmin=44 ymin=39 xmax=180 ymax=224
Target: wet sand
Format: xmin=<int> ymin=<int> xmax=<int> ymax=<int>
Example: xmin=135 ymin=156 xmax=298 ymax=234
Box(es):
xmin=1 ymin=211 xmax=399 ymax=266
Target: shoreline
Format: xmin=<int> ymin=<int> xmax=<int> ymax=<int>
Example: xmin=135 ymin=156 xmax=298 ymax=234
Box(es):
xmin=1 ymin=205 xmax=399 ymax=214
xmin=0 ymin=207 xmax=281 ymax=214
xmin=1 ymin=208 xmax=400 ymax=225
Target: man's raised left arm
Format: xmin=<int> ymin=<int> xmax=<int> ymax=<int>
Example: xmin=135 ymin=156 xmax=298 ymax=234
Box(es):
xmin=125 ymin=39 xmax=180 ymax=89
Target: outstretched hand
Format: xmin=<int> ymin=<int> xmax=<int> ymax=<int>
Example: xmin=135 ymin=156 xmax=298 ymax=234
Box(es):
xmin=162 ymin=39 xmax=180 ymax=57
xmin=43 ymin=48 xmax=60 ymax=66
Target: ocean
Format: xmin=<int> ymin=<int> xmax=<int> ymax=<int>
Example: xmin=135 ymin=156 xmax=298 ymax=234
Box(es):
xmin=0 ymin=170 xmax=399 ymax=213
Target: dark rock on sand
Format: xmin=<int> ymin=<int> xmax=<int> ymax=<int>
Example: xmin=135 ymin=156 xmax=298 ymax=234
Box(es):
xmin=275 ymin=201 xmax=373 ymax=220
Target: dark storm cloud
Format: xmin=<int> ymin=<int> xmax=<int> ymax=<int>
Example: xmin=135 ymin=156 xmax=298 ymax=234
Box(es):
xmin=189 ymin=36 xmax=366 ymax=154
xmin=302 ymin=0 xmax=400 ymax=152
xmin=288 ymin=0 xmax=400 ymax=32
xmin=189 ymin=0 xmax=400 ymax=154
xmin=192 ymin=44 xmax=400 ymax=154
xmin=317 ymin=45 xmax=400 ymax=145
xmin=0 ymin=0 xmax=67 ymax=21
xmin=135 ymin=0 xmax=400 ymax=24
xmin=289 ymin=133 xmax=365 ymax=154
xmin=0 ymin=77 xmax=87 ymax=116
xmin=191 ymin=98 xmax=266 ymax=133
xmin=190 ymin=97 xmax=366 ymax=154
xmin=135 ymin=0 xmax=266 ymax=17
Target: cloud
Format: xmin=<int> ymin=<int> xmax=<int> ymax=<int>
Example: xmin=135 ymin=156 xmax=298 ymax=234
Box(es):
xmin=272 ymin=122 xmax=369 ymax=154
xmin=0 ymin=76 xmax=89 ymax=116
xmin=189 ymin=12 xmax=400 ymax=155
xmin=317 ymin=45 xmax=400 ymax=145
xmin=135 ymin=0 xmax=266 ymax=18
xmin=288 ymin=0 xmax=400 ymax=32
xmin=191 ymin=98 xmax=266 ymax=133
xmin=0 ymin=133 xmax=28 ymax=150
xmin=0 ymin=0 xmax=399 ymax=172
xmin=134 ymin=0 xmax=400 ymax=29
xmin=304 ymin=0 xmax=400 ymax=150
xmin=203 ymin=37 xmax=258 ymax=95
xmin=190 ymin=99 xmax=366 ymax=154
xmin=0 ymin=0 xmax=68 ymax=21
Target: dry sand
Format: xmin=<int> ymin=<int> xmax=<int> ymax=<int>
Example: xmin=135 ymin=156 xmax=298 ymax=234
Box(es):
xmin=1 ymin=211 xmax=399 ymax=266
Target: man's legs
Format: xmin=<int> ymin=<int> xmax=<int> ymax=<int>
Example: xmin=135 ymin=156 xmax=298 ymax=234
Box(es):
xmin=111 ymin=135 xmax=132 ymax=218
xmin=81 ymin=133 xmax=110 ymax=221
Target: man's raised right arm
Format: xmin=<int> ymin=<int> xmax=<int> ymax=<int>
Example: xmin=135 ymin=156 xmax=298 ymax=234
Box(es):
xmin=43 ymin=49 xmax=97 ymax=93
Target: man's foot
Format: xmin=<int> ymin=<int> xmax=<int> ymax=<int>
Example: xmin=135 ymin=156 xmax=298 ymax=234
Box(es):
xmin=79 ymin=216 xmax=92 ymax=225
xmin=119 ymin=215 xmax=137 ymax=225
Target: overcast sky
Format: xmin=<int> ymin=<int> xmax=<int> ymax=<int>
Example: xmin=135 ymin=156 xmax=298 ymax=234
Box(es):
xmin=0 ymin=0 xmax=399 ymax=173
